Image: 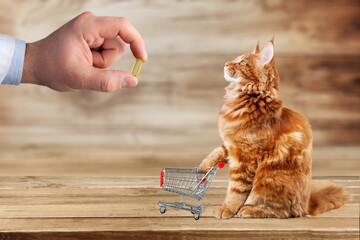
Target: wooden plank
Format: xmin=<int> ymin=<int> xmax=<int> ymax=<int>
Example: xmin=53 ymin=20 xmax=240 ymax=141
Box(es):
xmin=0 ymin=194 xmax=357 ymax=218
xmin=0 ymin=178 xmax=357 ymax=218
xmin=0 ymin=146 xmax=359 ymax=177
xmin=0 ymin=1 xmax=359 ymax=178
xmin=0 ymin=177 xmax=357 ymax=218
xmin=0 ymin=176 xmax=357 ymax=239
xmin=0 ymin=56 xmax=358 ymax=146
xmin=0 ymin=176 xmax=357 ymax=190
xmin=0 ymin=230 xmax=358 ymax=240
xmin=0 ymin=55 xmax=358 ymax=119
xmin=0 ymin=0 xmax=359 ymax=54
xmin=0 ymin=217 xmax=358 ymax=234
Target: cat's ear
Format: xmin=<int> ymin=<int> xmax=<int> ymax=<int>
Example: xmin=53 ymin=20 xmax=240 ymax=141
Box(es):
xmin=253 ymin=41 xmax=260 ymax=54
xmin=259 ymin=40 xmax=274 ymax=67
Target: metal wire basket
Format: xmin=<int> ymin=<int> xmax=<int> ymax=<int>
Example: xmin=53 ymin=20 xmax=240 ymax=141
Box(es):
xmin=158 ymin=162 xmax=225 ymax=220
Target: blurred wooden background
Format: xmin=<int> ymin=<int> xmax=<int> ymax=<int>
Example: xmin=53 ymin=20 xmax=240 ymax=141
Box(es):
xmin=0 ymin=0 xmax=359 ymax=177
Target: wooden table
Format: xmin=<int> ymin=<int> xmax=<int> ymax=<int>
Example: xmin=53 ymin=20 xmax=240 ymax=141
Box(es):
xmin=0 ymin=176 xmax=358 ymax=239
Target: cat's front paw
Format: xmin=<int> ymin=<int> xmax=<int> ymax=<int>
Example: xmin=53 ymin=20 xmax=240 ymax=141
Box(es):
xmin=199 ymin=161 xmax=211 ymax=172
xmin=239 ymin=205 xmax=273 ymax=218
xmin=214 ymin=205 xmax=236 ymax=219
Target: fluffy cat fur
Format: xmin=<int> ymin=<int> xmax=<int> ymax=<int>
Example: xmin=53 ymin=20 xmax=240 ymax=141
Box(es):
xmin=199 ymin=38 xmax=350 ymax=219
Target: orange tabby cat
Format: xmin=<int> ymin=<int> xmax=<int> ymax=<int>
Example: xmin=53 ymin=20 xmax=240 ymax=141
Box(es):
xmin=199 ymin=38 xmax=350 ymax=219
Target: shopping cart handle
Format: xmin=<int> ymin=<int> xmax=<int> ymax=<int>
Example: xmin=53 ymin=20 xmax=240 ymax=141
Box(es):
xmin=217 ymin=162 xmax=225 ymax=169
xmin=160 ymin=170 xmax=164 ymax=187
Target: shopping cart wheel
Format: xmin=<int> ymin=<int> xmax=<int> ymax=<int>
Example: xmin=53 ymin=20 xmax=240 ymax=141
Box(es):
xmin=160 ymin=206 xmax=166 ymax=214
xmin=194 ymin=213 xmax=200 ymax=220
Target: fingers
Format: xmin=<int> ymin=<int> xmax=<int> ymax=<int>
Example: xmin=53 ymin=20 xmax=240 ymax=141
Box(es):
xmin=82 ymin=68 xmax=138 ymax=92
xmin=80 ymin=13 xmax=147 ymax=62
xmin=101 ymin=17 xmax=147 ymax=62
xmin=92 ymin=36 xmax=127 ymax=68
xmin=61 ymin=12 xmax=146 ymax=92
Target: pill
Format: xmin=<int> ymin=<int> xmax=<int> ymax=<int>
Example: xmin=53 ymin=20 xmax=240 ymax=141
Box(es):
xmin=131 ymin=59 xmax=143 ymax=77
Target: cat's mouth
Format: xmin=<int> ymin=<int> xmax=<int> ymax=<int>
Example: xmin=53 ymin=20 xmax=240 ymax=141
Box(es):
xmin=224 ymin=66 xmax=241 ymax=84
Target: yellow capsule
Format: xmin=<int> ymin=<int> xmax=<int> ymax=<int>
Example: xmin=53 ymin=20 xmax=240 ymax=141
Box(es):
xmin=131 ymin=59 xmax=143 ymax=77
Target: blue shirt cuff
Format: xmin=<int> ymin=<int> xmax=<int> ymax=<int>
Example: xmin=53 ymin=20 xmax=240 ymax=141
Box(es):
xmin=2 ymin=39 xmax=26 ymax=85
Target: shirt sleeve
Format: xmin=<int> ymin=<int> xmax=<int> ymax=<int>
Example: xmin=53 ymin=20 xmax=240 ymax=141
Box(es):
xmin=0 ymin=34 xmax=26 ymax=85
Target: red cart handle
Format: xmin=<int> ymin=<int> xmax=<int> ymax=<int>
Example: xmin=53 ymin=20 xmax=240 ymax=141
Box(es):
xmin=160 ymin=170 xmax=164 ymax=187
xmin=217 ymin=162 xmax=225 ymax=169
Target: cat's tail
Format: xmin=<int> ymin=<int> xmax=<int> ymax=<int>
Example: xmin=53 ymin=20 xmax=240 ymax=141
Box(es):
xmin=308 ymin=180 xmax=351 ymax=216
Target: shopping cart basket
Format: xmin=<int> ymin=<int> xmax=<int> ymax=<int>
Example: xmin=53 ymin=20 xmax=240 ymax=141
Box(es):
xmin=158 ymin=162 xmax=225 ymax=220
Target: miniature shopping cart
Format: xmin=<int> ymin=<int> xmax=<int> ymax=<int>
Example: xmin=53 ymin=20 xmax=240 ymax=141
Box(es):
xmin=158 ymin=162 xmax=225 ymax=220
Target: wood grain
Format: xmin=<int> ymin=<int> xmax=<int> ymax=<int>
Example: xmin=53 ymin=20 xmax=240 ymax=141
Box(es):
xmin=0 ymin=56 xmax=358 ymax=144
xmin=0 ymin=229 xmax=358 ymax=240
xmin=1 ymin=0 xmax=359 ymax=54
xmin=0 ymin=145 xmax=359 ymax=177
xmin=0 ymin=0 xmax=359 ymax=177
xmin=0 ymin=2 xmax=358 ymax=238
xmin=0 ymin=176 xmax=358 ymax=239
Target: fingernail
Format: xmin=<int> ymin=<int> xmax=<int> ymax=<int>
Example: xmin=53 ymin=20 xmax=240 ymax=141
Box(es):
xmin=121 ymin=76 xmax=138 ymax=88
xmin=143 ymin=52 xmax=148 ymax=62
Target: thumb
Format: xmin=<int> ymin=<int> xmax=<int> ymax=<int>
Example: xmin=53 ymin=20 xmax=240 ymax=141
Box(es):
xmin=84 ymin=68 xmax=138 ymax=92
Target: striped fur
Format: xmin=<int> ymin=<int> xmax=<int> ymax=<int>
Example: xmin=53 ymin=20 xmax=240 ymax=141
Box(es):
xmin=199 ymin=39 xmax=350 ymax=219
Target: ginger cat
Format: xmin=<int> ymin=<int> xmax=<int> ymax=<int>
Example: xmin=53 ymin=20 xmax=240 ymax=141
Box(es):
xmin=199 ymin=38 xmax=350 ymax=219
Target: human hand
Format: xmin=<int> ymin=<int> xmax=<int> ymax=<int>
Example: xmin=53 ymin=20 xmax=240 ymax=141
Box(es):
xmin=21 ymin=11 xmax=147 ymax=92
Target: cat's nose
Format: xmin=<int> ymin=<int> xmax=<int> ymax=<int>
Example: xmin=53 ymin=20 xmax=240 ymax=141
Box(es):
xmin=225 ymin=62 xmax=230 ymax=67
